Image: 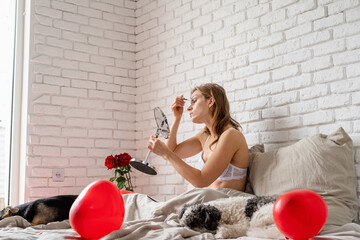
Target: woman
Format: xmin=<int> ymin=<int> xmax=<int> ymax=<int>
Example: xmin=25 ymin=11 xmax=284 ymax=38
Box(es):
xmin=147 ymin=83 xmax=249 ymax=191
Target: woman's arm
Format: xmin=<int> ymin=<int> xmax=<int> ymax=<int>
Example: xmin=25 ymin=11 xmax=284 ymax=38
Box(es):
xmin=149 ymin=129 xmax=243 ymax=187
xmin=165 ymin=95 xmax=185 ymax=151
xmin=165 ymin=117 xmax=180 ymax=151
xmin=165 ymin=95 xmax=203 ymax=158
xmin=172 ymin=130 xmax=204 ymax=158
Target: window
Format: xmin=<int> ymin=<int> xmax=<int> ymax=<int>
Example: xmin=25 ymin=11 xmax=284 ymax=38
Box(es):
xmin=0 ymin=0 xmax=21 ymax=207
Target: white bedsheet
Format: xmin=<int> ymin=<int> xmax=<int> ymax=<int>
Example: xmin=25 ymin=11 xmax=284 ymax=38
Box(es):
xmin=0 ymin=188 xmax=359 ymax=240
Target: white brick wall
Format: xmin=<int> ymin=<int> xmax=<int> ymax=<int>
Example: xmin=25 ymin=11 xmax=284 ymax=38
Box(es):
xmin=26 ymin=0 xmax=135 ymax=201
xmin=134 ymin=0 xmax=360 ymax=205
xmin=24 ymin=0 xmax=360 ymax=213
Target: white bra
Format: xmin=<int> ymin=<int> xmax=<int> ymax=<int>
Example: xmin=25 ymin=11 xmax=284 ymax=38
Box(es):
xmin=196 ymin=135 xmax=247 ymax=181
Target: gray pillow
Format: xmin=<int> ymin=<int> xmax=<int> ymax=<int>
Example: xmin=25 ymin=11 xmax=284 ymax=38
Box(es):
xmin=248 ymin=127 xmax=358 ymax=230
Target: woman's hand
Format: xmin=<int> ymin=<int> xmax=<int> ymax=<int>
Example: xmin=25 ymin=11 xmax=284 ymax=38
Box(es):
xmin=148 ymin=135 xmax=171 ymax=160
xmin=170 ymin=95 xmax=186 ymax=120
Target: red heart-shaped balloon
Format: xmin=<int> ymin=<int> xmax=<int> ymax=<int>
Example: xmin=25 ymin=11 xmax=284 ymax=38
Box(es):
xmin=273 ymin=189 xmax=328 ymax=240
xmin=70 ymin=180 xmax=125 ymax=240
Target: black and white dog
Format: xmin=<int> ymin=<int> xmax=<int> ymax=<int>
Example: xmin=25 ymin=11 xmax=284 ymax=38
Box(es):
xmin=0 ymin=195 xmax=77 ymax=225
xmin=179 ymin=195 xmax=283 ymax=239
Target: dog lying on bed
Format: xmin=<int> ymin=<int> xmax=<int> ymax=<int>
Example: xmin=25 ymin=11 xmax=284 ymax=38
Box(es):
xmin=0 ymin=195 xmax=77 ymax=225
xmin=179 ymin=195 xmax=283 ymax=239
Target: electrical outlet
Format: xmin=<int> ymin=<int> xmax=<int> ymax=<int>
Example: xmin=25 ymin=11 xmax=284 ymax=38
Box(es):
xmin=52 ymin=168 xmax=65 ymax=182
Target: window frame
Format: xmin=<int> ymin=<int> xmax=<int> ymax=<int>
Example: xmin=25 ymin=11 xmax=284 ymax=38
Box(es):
xmin=9 ymin=0 xmax=30 ymax=206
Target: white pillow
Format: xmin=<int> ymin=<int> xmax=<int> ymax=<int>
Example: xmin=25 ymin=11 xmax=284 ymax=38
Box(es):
xmin=248 ymin=127 xmax=358 ymax=229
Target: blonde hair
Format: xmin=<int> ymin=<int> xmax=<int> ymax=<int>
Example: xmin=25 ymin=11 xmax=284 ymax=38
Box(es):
xmin=191 ymin=83 xmax=241 ymax=148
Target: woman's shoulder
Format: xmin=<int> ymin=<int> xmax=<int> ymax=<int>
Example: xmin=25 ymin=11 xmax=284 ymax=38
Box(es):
xmin=221 ymin=127 xmax=244 ymax=139
xmin=220 ymin=128 xmax=248 ymax=146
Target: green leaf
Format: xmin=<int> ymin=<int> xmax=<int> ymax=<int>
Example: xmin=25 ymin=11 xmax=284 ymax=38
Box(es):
xmin=116 ymin=176 xmax=126 ymax=183
xmin=116 ymin=176 xmax=126 ymax=190
xmin=109 ymin=177 xmax=115 ymax=182
xmin=115 ymin=169 xmax=125 ymax=176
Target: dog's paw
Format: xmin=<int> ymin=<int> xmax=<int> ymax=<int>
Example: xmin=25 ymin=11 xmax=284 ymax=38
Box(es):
xmin=214 ymin=230 xmax=225 ymax=239
xmin=179 ymin=203 xmax=221 ymax=231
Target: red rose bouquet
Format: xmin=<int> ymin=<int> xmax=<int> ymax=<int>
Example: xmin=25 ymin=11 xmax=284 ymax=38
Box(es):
xmin=105 ymin=152 xmax=133 ymax=191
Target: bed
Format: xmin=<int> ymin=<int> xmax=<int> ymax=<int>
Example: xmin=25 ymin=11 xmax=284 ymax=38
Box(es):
xmin=0 ymin=188 xmax=360 ymax=239
xmin=0 ymin=127 xmax=359 ymax=239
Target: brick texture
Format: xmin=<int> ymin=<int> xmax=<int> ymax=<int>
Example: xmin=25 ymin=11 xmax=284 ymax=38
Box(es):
xmin=133 ymin=0 xmax=360 ymax=211
xmin=25 ymin=0 xmax=360 ymax=218
xmin=26 ymin=0 xmax=136 ymax=200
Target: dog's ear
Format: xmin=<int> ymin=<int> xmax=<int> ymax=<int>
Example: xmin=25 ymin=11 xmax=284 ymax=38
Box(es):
xmin=10 ymin=207 xmax=19 ymax=214
xmin=203 ymin=205 xmax=221 ymax=231
xmin=245 ymin=197 xmax=259 ymax=219
xmin=256 ymin=195 xmax=278 ymax=209
xmin=246 ymin=196 xmax=278 ymax=219
xmin=179 ymin=204 xmax=190 ymax=219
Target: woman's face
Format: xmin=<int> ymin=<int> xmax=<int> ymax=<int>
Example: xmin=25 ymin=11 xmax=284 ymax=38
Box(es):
xmin=187 ymin=90 xmax=211 ymax=123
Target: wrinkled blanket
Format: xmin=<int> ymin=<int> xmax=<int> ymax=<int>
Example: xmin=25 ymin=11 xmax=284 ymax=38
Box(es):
xmin=0 ymin=188 xmax=360 ymax=240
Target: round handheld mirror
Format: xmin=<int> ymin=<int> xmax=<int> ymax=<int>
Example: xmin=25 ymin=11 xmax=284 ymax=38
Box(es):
xmin=130 ymin=107 xmax=170 ymax=175
xmin=154 ymin=107 xmax=170 ymax=139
